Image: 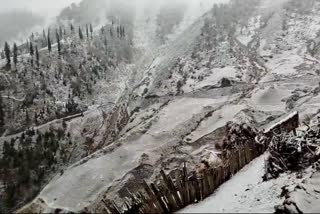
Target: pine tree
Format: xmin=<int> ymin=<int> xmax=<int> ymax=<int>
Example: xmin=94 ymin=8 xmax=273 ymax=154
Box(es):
xmin=119 ymin=26 xmax=122 ymax=38
xmin=30 ymin=42 xmax=34 ymax=66
xmin=90 ymin=23 xmax=93 ymax=39
xmin=35 ymin=46 xmax=39 ymax=67
xmin=86 ymin=24 xmax=89 ymax=39
xmin=56 ymin=31 xmax=61 ymax=55
xmin=42 ymin=29 xmax=47 ymax=47
xmin=30 ymin=42 xmax=34 ymax=56
xmin=47 ymin=29 xmax=52 ymax=53
xmin=59 ymin=26 xmax=63 ymax=39
xmin=26 ymin=40 xmax=30 ymax=53
xmin=43 ymin=29 xmax=46 ymax=41
xmin=31 ymin=32 xmax=35 ymax=41
xmin=79 ymin=27 xmax=83 ymax=40
xmin=4 ymin=42 xmax=11 ymax=67
xmin=122 ymin=26 xmax=125 ymax=37
xmin=26 ymin=110 xmax=30 ymax=126
xmin=0 ymin=94 xmax=4 ymax=132
xmin=117 ymin=26 xmax=120 ymax=38
xmin=70 ymin=24 xmax=74 ymax=32
xmin=13 ymin=43 xmax=18 ymax=67
xmin=110 ymin=28 xmax=113 ymax=38
xmin=104 ymin=36 xmax=107 ymax=48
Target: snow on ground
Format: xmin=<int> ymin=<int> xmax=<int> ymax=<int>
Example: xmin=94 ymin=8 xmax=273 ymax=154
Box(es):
xmin=246 ymin=85 xmax=291 ymax=112
xmin=237 ymin=16 xmax=261 ymax=46
xmin=191 ymin=66 xmax=239 ymax=91
xmin=183 ymin=103 xmax=246 ymax=143
xmin=149 ymin=97 xmax=228 ymax=135
xmin=179 ymin=153 xmax=300 ymax=213
xmin=264 ymin=49 xmax=304 ymax=76
xmin=288 ymin=170 xmax=320 ymax=213
xmin=36 ymin=95 xmax=235 ymax=211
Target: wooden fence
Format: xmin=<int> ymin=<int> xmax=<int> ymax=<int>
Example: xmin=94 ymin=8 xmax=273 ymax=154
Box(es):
xmin=99 ymin=112 xmax=299 ymax=214
xmin=100 ymin=144 xmax=265 ymax=214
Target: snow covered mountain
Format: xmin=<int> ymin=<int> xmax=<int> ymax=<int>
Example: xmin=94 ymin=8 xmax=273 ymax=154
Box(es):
xmin=1 ymin=0 xmax=320 ymax=213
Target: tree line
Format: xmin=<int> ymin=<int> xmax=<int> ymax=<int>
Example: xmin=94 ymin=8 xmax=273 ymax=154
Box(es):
xmin=2 ymin=22 xmax=126 ymax=70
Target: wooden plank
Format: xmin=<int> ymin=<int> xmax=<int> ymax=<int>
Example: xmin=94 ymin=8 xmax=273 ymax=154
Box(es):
xmin=207 ymin=168 xmax=214 ymax=193
xmin=151 ymin=183 xmax=170 ymax=213
xmin=174 ymin=172 xmax=184 ymax=207
xmin=160 ymin=170 xmax=183 ymax=208
xmin=101 ymin=199 xmax=121 ymax=214
xmin=160 ymin=185 xmax=176 ymax=212
xmin=188 ymin=180 xmax=196 ymax=204
xmin=238 ymin=150 xmax=243 ymax=169
xmin=101 ymin=200 xmax=114 ymax=214
xmin=202 ymin=170 xmax=210 ymax=198
xmin=183 ymin=163 xmax=190 ymax=205
xmin=142 ymin=180 xmax=164 ymax=213
xmin=194 ymin=179 xmax=201 ymax=202
xmin=112 ymin=200 xmax=122 ymax=214
xmin=217 ymin=166 xmax=223 ymax=186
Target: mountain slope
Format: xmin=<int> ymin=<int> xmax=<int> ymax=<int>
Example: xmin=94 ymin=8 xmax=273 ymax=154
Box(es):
xmin=3 ymin=0 xmax=320 ymax=213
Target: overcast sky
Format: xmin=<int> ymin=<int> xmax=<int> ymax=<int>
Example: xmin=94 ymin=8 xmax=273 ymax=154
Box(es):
xmin=0 ymin=0 xmax=82 ymax=17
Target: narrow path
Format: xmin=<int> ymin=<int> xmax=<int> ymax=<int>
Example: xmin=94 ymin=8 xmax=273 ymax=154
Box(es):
xmin=0 ymin=104 xmax=112 ymax=139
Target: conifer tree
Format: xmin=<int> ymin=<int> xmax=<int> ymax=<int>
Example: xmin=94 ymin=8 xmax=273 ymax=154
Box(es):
xmin=43 ymin=29 xmax=46 ymax=41
xmin=13 ymin=43 xmax=18 ymax=67
xmin=86 ymin=24 xmax=89 ymax=39
xmin=29 ymin=42 xmax=34 ymax=66
xmin=4 ymin=42 xmax=11 ymax=67
xmin=57 ymin=33 xmax=61 ymax=55
xmin=30 ymin=42 xmax=34 ymax=56
xmin=110 ymin=28 xmax=113 ymax=38
xmin=47 ymin=32 xmax=52 ymax=54
xmin=35 ymin=46 xmax=39 ymax=67
xmin=104 ymin=36 xmax=107 ymax=48
xmin=79 ymin=27 xmax=83 ymax=40
xmin=26 ymin=40 xmax=30 ymax=53
xmin=0 ymin=94 xmax=4 ymax=133
xmin=70 ymin=24 xmax=74 ymax=32
xmin=117 ymin=26 xmax=120 ymax=38
xmin=31 ymin=32 xmax=35 ymax=41
xmin=122 ymin=26 xmax=125 ymax=38
xmin=59 ymin=26 xmax=63 ymax=39
xmin=42 ymin=29 xmax=47 ymax=47
xmin=90 ymin=23 xmax=93 ymax=39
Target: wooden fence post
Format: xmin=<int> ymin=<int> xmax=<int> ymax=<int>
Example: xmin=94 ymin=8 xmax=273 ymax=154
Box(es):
xmin=151 ymin=183 xmax=169 ymax=213
xmin=160 ymin=170 xmax=183 ymax=209
xmin=142 ymin=180 xmax=164 ymax=213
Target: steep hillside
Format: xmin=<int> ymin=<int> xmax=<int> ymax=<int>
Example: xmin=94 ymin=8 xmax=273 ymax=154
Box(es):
xmin=2 ymin=0 xmax=320 ymax=213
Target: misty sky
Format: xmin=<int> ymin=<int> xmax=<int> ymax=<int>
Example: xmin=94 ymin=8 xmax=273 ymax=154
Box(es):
xmin=0 ymin=0 xmax=82 ymax=17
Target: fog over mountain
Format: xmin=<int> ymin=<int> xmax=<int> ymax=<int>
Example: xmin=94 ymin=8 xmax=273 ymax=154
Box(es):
xmin=0 ymin=0 xmax=82 ymax=17
xmin=0 ymin=0 xmax=82 ymax=46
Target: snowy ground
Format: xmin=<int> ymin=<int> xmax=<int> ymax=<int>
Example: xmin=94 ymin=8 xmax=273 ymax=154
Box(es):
xmin=179 ymin=153 xmax=312 ymax=213
xmin=16 ymin=0 xmax=320 ymax=212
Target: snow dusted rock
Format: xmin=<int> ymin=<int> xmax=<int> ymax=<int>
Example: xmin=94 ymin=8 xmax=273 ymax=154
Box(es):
xmin=275 ymin=169 xmax=320 ymax=214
